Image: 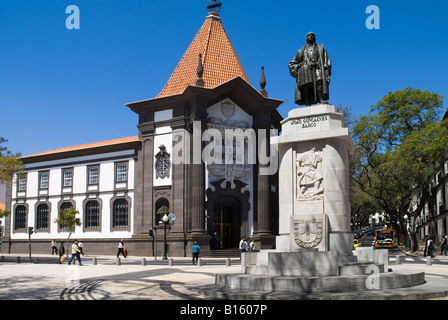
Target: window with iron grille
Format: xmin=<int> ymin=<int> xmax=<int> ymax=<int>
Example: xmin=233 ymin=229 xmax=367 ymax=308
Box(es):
xmin=85 ymin=200 xmax=100 ymax=229
xmin=58 ymin=202 xmax=73 ymax=229
xmin=36 ymin=204 xmax=49 ymax=230
xmin=113 ymin=198 xmax=128 ymax=228
xmin=14 ymin=205 xmax=27 ymax=230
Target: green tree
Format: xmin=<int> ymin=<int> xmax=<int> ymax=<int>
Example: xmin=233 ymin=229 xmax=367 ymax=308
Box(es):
xmin=0 ymin=137 xmax=24 ymax=184
xmin=54 ymin=207 xmax=82 ymax=257
xmin=0 ymin=137 xmax=24 ymax=217
xmin=351 ymin=88 xmax=446 ymax=242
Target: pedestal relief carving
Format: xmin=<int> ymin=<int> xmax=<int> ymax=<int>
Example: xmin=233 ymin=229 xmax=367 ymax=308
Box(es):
xmin=296 ymin=147 xmax=323 ymax=200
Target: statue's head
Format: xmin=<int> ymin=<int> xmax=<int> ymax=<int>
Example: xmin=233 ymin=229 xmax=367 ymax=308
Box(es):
xmin=306 ymin=32 xmax=316 ymax=44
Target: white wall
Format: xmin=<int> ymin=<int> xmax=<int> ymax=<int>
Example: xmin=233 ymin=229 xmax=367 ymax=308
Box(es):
xmin=10 ymin=150 xmax=135 ymax=240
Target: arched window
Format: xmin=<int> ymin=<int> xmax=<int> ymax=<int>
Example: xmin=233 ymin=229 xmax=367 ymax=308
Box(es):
xmin=14 ymin=205 xmax=27 ymax=230
xmin=85 ymin=200 xmax=100 ymax=229
xmin=36 ymin=204 xmax=49 ymax=230
xmin=60 ymin=202 xmax=73 ymax=211
xmin=58 ymin=202 xmax=74 ymax=230
xmin=113 ymin=198 xmax=128 ymax=228
xmin=155 ymin=198 xmax=169 ymax=224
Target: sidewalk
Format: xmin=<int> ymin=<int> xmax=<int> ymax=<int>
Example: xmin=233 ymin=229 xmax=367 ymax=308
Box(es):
xmin=0 ymin=253 xmax=243 ymax=300
xmin=0 ymin=252 xmax=447 ymax=300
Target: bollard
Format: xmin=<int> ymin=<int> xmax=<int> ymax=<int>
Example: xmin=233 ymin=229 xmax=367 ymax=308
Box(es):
xmin=395 ymin=255 xmax=401 ymax=265
xmin=34 ymin=257 xmax=38 ymax=264
xmin=17 ymin=256 xmax=21 ymax=263
xmin=141 ymin=258 xmax=146 ymax=266
xmin=226 ymin=258 xmax=231 ymax=266
xmin=198 ymin=258 xmax=202 ymax=266
xmin=116 ymin=257 xmax=121 ymax=265
xmin=92 ymin=257 xmax=97 ymax=265
xmin=426 ymin=256 xmax=432 ymax=265
xmin=168 ymin=258 xmax=173 ymax=266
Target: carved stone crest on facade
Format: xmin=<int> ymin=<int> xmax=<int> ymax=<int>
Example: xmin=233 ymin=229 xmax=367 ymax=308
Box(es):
xmin=292 ymin=215 xmax=326 ymax=249
xmin=221 ymin=101 xmax=236 ymax=119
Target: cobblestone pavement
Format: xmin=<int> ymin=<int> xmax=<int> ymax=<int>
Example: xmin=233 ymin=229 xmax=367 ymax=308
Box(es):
xmin=1 ymin=253 xmax=448 ymax=301
xmin=0 ymin=254 xmax=242 ymax=300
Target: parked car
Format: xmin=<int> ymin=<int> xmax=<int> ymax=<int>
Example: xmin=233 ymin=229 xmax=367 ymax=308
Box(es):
xmin=353 ymin=230 xmax=362 ymax=239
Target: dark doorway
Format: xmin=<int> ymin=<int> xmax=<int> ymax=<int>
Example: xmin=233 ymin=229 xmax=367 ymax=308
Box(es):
xmin=212 ymin=197 xmax=241 ymax=249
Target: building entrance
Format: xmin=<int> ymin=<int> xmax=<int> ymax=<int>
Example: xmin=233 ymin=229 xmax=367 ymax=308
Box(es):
xmin=212 ymin=197 xmax=241 ymax=249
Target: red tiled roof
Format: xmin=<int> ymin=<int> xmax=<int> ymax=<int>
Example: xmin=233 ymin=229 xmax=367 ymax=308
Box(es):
xmin=0 ymin=203 xmax=5 ymax=211
xmin=22 ymin=136 xmax=139 ymax=158
xmin=157 ymin=14 xmax=250 ymax=98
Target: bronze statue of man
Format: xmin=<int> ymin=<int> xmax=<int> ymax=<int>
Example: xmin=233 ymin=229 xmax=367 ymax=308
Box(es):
xmin=288 ymin=32 xmax=332 ymax=106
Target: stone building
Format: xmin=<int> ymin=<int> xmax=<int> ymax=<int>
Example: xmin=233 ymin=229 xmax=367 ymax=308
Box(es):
xmin=4 ymin=5 xmax=283 ymax=256
xmin=413 ymin=110 xmax=448 ymax=245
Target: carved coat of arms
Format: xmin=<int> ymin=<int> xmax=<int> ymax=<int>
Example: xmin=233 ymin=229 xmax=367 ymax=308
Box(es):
xmin=293 ymin=216 xmax=324 ymax=248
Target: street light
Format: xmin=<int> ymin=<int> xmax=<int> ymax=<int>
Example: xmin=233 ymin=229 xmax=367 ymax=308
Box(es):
xmin=162 ymin=214 xmax=169 ymax=260
xmin=404 ymin=214 xmax=410 ymax=251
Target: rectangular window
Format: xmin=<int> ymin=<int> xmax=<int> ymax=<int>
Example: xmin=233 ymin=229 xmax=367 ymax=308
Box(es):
xmin=39 ymin=172 xmax=49 ymax=189
xmin=63 ymin=170 xmax=73 ymax=187
xmin=88 ymin=167 xmax=99 ymax=185
xmin=116 ymin=164 xmax=127 ymax=182
xmin=18 ymin=176 xmax=26 ymax=191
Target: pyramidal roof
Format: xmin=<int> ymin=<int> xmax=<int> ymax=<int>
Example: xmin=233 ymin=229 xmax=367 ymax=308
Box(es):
xmin=156 ymin=12 xmax=250 ymax=98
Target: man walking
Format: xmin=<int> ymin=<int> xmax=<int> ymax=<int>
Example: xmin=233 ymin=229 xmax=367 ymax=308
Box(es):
xmin=67 ymin=240 xmax=83 ymax=266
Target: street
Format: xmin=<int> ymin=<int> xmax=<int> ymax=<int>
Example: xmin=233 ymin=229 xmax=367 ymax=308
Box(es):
xmin=359 ymin=234 xmax=448 ymax=265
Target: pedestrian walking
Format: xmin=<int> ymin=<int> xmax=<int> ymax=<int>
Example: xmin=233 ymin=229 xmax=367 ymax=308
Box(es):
xmin=239 ymin=237 xmax=249 ymax=258
xmin=117 ymin=239 xmax=127 ymax=258
xmin=78 ymin=241 xmax=85 ymax=256
xmin=423 ymin=235 xmax=428 ymax=257
xmin=192 ymin=242 xmax=200 ymax=265
xmin=51 ymin=240 xmax=58 ymax=255
xmin=58 ymin=242 xmax=65 ymax=264
xmin=427 ymin=237 xmax=435 ymax=258
xmin=440 ymin=235 xmax=447 ymax=256
xmin=67 ymin=240 xmax=83 ymax=266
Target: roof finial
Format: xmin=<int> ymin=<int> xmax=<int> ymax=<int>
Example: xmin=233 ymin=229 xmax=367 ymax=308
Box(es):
xmin=196 ymin=53 xmax=205 ymax=87
xmin=260 ymin=66 xmax=268 ymax=97
xmin=207 ymin=0 xmax=222 ymax=18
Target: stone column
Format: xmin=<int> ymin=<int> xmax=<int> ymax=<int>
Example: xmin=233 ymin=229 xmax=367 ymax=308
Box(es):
xmin=189 ymin=101 xmax=207 ymax=235
xmin=134 ymin=121 xmax=155 ymax=236
xmin=253 ymin=112 xmax=275 ymax=247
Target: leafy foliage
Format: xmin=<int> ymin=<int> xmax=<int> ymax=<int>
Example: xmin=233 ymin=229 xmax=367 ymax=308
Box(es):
xmin=0 ymin=137 xmax=24 ymax=184
xmin=351 ymin=88 xmax=446 ymax=238
xmin=54 ymin=207 xmax=82 ymax=256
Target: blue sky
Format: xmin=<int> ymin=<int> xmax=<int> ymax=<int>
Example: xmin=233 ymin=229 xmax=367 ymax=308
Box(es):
xmin=1 ymin=0 xmax=447 ymax=156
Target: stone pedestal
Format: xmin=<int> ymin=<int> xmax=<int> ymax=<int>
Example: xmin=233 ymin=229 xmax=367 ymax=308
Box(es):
xmin=210 ymin=106 xmax=425 ymax=298
xmin=271 ymin=104 xmax=353 ymax=254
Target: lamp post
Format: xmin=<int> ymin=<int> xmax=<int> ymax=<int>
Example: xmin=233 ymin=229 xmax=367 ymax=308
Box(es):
xmin=162 ymin=214 xmax=169 ymax=260
xmin=404 ymin=214 xmax=410 ymax=251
